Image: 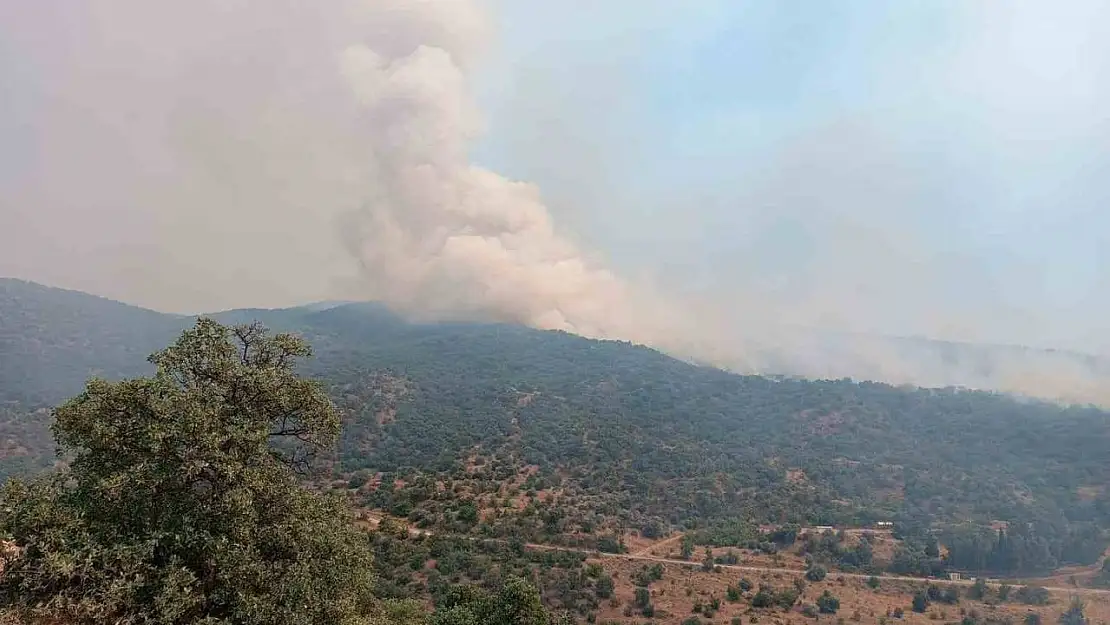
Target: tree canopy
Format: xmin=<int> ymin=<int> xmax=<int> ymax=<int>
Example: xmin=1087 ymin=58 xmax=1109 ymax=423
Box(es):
xmin=0 ymin=319 xmax=376 ymax=624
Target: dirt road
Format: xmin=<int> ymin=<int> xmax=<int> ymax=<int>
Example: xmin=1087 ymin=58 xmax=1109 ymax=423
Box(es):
xmin=630 ymin=532 xmax=686 ymax=557
xmin=359 ymin=513 xmax=1110 ymax=597
xmin=527 ymin=543 xmax=1110 ymax=597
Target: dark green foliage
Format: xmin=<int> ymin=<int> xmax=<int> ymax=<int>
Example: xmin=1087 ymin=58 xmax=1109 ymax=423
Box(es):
xmin=0 ymin=279 xmax=184 ymax=408
xmin=1058 ymin=597 xmax=1087 ymax=625
xmin=0 ymin=320 xmax=376 ymax=624
xmin=926 ymin=584 xmax=959 ymax=605
xmin=776 ymin=588 xmax=800 ymax=610
xmin=430 ymin=575 xmax=560 ymax=625
xmin=638 ymin=521 xmax=663 ymax=539
xmin=690 ymin=519 xmax=756 ymax=547
xmin=868 ymin=576 xmax=881 ymax=589
xmin=369 ymin=531 xmax=589 ymax=617
xmin=456 ymin=501 xmax=478 ymax=524
xmin=4 ymin=280 xmax=1110 ymax=573
xmin=769 ymin=525 xmax=801 ymax=546
xmin=806 ymin=564 xmax=828 ymax=581
xmin=630 ymin=563 xmax=664 ymax=587
xmin=969 ymin=579 xmax=989 ymax=601
xmin=0 ymin=406 xmax=56 ymax=482
xmin=1016 ymin=586 xmax=1050 ymax=606
xmin=650 ymin=562 xmax=665 ymax=579
xmin=702 ymin=546 xmax=716 ymax=572
xmin=751 ymin=586 xmax=776 ymax=609
xmin=942 ymin=525 xmax=1094 ymax=576
xmin=596 ymin=535 xmax=623 ymax=554
xmin=818 ymin=590 xmax=841 ymax=614
xmin=887 ymin=528 xmax=947 ymax=578
xmin=595 ymin=574 xmax=614 ymax=599
xmin=681 ymin=535 xmax=695 ymax=560
xmin=912 ymin=592 xmax=929 ymax=613
xmin=632 ymin=586 xmax=654 ymax=617
xmin=802 ymin=529 xmax=874 ymax=571
xmin=716 ymin=548 xmax=741 ymax=565
xmin=1026 ymin=613 xmax=1043 ymax=625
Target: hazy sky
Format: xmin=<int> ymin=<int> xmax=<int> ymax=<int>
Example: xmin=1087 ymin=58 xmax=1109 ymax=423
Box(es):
xmin=1 ymin=1 xmax=1108 ymax=355
xmin=476 ymin=1 xmax=1110 ymax=352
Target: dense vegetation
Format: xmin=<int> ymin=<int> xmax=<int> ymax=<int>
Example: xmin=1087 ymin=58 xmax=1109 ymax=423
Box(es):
xmin=0 ymin=279 xmax=184 ymax=407
xmin=0 ymin=319 xmax=573 ymax=624
xmin=2 ymin=279 xmax=1110 ymax=579
xmin=0 ymin=320 xmax=379 ymax=623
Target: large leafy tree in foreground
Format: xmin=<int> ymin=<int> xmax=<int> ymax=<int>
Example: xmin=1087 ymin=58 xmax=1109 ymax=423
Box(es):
xmin=0 ymin=319 xmax=377 ymax=624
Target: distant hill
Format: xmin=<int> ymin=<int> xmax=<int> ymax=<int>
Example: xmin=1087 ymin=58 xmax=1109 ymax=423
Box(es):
xmin=0 ymin=279 xmax=188 ymax=406
xmin=2 ymin=278 xmax=1109 ymax=576
xmin=719 ymin=326 xmax=1110 ymax=406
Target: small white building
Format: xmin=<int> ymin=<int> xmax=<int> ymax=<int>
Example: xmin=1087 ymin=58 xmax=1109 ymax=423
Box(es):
xmin=948 ymin=572 xmax=962 ymax=581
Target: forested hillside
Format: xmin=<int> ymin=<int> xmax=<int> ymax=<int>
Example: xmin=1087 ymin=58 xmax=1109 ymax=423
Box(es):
xmin=0 ymin=279 xmax=184 ymax=405
xmin=2 ymin=279 xmax=1109 ymax=578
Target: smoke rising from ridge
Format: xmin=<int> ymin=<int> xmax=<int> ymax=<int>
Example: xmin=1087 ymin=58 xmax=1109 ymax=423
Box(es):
xmin=337 ymin=1 xmax=1110 ymax=405
xmin=339 ymin=0 xmax=682 ymax=343
xmin=0 ymin=0 xmax=1108 ymax=404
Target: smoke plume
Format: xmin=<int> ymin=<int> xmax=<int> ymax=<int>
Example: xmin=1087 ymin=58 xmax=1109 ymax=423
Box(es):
xmin=338 ymin=0 xmax=681 ymax=343
xmin=1 ymin=0 xmax=1108 ymax=405
xmin=335 ymin=1 xmax=1110 ymax=405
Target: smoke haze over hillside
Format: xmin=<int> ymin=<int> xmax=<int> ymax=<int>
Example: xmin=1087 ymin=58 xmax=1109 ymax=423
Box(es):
xmin=1 ymin=0 xmax=1108 ymax=403
xmin=338 ymin=1 xmax=668 ymax=339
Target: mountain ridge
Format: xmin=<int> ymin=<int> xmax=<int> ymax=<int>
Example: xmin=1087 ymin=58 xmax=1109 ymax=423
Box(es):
xmin=4 ymin=277 xmax=1108 ymax=403
xmin=2 ymin=277 xmax=1109 ymax=578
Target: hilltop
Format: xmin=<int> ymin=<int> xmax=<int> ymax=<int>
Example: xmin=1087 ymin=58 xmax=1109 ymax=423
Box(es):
xmin=2 ymin=278 xmax=1109 ymax=581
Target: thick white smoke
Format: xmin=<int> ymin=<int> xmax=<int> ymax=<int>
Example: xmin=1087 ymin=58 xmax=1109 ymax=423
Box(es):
xmin=337 ymin=0 xmax=681 ymax=342
xmin=334 ymin=1 xmax=1110 ymax=406
xmin=2 ymin=0 xmax=1108 ymax=405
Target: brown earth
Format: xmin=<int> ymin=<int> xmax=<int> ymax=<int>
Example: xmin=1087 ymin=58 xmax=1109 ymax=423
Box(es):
xmin=592 ymin=556 xmax=1110 ymax=625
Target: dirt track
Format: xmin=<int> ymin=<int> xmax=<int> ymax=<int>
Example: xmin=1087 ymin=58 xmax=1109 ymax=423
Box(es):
xmin=359 ymin=513 xmax=1110 ymax=597
xmin=518 ymin=542 xmax=1110 ymax=596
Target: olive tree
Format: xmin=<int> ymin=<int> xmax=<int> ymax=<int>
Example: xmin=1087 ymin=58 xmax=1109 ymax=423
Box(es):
xmin=0 ymin=319 xmax=377 ymax=624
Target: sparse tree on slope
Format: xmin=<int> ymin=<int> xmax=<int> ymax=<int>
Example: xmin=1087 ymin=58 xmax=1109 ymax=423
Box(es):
xmin=0 ymin=320 xmax=378 ymax=624
xmin=1059 ymin=596 xmax=1088 ymax=625
xmin=817 ymin=590 xmax=840 ymax=614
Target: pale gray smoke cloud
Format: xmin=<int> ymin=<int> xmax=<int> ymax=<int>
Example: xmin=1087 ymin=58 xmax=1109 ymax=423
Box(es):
xmin=337 ymin=0 xmax=681 ymax=342
xmin=334 ymin=1 xmax=1110 ymax=405
xmin=1 ymin=0 xmax=1108 ymax=405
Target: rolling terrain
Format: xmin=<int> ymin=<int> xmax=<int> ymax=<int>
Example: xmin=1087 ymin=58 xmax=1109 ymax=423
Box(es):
xmin=2 ymin=278 xmax=1110 ymax=586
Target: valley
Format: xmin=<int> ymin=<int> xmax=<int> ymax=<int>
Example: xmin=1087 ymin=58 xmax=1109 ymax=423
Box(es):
xmin=2 ymin=278 xmax=1110 ymax=623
